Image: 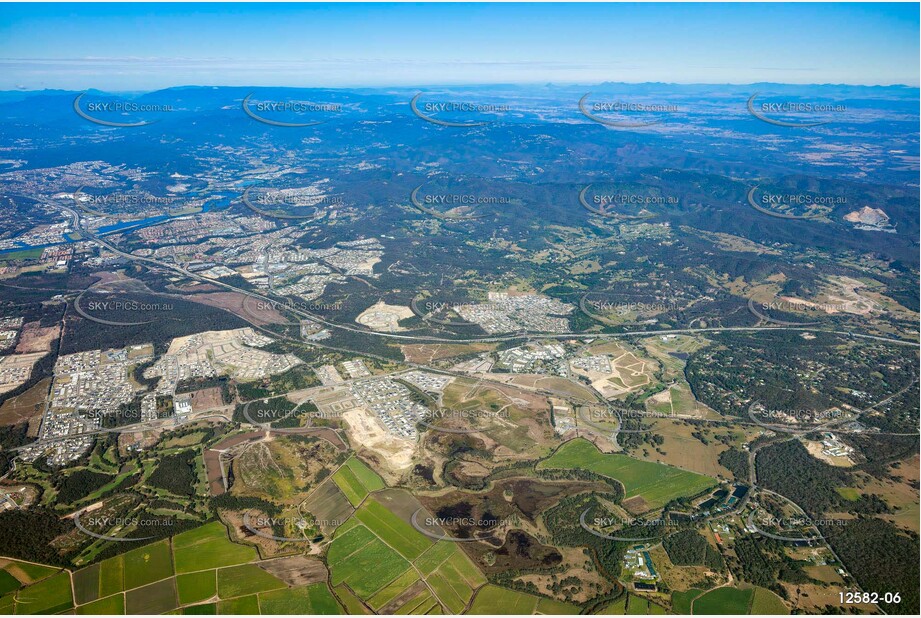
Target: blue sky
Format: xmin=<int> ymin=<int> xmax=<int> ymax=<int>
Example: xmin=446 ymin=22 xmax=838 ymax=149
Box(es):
xmin=0 ymin=2 xmax=918 ymax=90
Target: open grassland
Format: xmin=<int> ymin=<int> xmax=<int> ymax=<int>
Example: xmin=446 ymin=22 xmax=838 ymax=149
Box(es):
xmin=750 ymin=587 xmax=789 ymax=614
xmin=538 ymin=439 xmax=716 ymax=510
xmin=692 ymin=587 xmax=754 ymax=614
xmin=629 ymin=419 xmax=755 ymax=478
xmin=671 ymin=588 xmax=704 ymax=614
xmin=172 ymin=521 xmax=257 ymax=573
xmin=467 ymin=584 xmax=580 ymax=615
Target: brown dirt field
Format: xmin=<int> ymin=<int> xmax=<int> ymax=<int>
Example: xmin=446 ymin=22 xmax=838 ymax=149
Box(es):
xmin=503 ymin=374 xmax=597 ymax=401
xmin=187 ymin=291 xmax=288 ymax=326
xmin=625 ymin=419 xmax=754 ymax=479
xmin=14 ymin=322 xmax=60 ymax=353
xmin=302 ymin=478 xmax=354 ymax=535
xmin=222 ymin=509 xmax=288 ymax=557
xmin=401 ymin=342 xmax=496 ymax=363
xmin=258 ymin=555 xmax=327 ymax=585
xmin=622 ymin=496 xmax=649 ymax=515
xmin=204 ymin=449 xmax=228 ymax=496
xmin=188 ymin=387 xmax=224 ymax=412
xmin=374 ymin=488 xmax=430 ymax=528
xmin=270 ymin=427 xmax=347 ymax=450
xmin=380 ymin=580 xmax=430 ymax=614
xmin=0 ymin=377 xmax=49 ymax=426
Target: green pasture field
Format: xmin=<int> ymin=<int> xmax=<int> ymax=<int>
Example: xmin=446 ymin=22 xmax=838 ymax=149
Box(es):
xmin=1 ymin=560 xmax=59 ymax=586
xmin=355 ymin=498 xmax=432 ymax=560
xmin=333 ymin=465 xmax=369 ymax=507
xmin=538 ymin=439 xmax=716 ymax=509
xmin=176 ymin=570 xmax=217 ymax=605
xmin=216 ymin=564 xmax=285 ymax=599
xmin=671 ymin=589 xmax=704 ymax=614
xmin=334 ymin=585 xmax=372 ymax=614
xmin=344 ymin=458 xmax=385 ymax=492
xmin=75 ymin=593 xmax=124 ymax=615
xmin=122 ymin=539 xmax=174 ymax=589
xmin=692 ymin=587 xmax=754 ymax=614
xmin=0 ymin=571 xmax=19 ymax=596
xmin=216 ymin=594 xmax=259 ymax=614
xmin=71 ymin=563 xmax=100 ymax=605
xmin=750 ymin=587 xmax=789 ymax=614
xmin=99 ymin=555 xmax=124 ymax=597
xmin=414 ymin=542 xmax=457 ymax=575
xmin=172 ymin=521 xmax=257 ymax=573
xmin=125 ymin=577 xmax=178 ymax=614
xmin=258 ymin=583 xmax=341 ymax=614
xmin=367 ymin=569 xmax=419 ymax=610
xmin=327 ymin=524 xmax=410 ymax=599
xmin=468 ymin=584 xmax=580 ymax=615
xmin=182 ymin=602 xmax=217 ymax=614
xmin=13 ymin=571 xmax=73 ymax=614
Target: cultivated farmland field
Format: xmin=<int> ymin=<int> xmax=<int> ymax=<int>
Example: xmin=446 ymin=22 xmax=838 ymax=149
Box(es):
xmin=125 ymin=577 xmax=179 ymax=614
xmin=176 ymin=570 xmax=217 ymax=605
xmin=13 ymin=571 xmax=73 ymax=614
xmin=538 ymin=439 xmax=716 ymax=510
xmin=354 ymin=498 xmax=432 ymax=560
xmin=258 ymin=583 xmax=341 ymax=614
xmin=72 ymin=563 xmax=100 ymax=605
xmin=74 ymin=594 xmax=125 ymax=615
xmin=217 ymin=564 xmax=286 ymax=598
xmin=122 ymin=539 xmax=173 ymax=589
xmin=172 ymin=521 xmax=257 ymax=573
xmin=332 ymin=457 xmax=385 ymax=507
xmin=327 ymin=524 xmax=410 ymax=599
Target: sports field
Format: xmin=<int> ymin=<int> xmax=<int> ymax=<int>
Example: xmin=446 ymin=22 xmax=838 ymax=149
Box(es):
xmin=538 ymin=439 xmax=716 ymax=510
